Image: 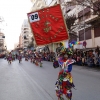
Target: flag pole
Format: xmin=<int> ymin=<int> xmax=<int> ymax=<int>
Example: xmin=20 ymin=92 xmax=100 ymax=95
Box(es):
xmin=59 ymin=1 xmax=70 ymax=48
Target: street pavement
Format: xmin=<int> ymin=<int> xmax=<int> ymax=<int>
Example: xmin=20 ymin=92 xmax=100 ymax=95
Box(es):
xmin=0 ymin=59 xmax=100 ymax=100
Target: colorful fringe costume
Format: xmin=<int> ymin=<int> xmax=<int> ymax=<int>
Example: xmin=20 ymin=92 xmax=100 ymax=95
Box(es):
xmin=55 ymin=56 xmax=75 ymax=100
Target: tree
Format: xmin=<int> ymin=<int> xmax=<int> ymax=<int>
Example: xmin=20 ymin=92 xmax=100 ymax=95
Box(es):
xmin=75 ymin=0 xmax=100 ymax=26
xmin=65 ymin=15 xmax=77 ymax=36
xmin=75 ymin=0 xmax=100 ymax=16
xmin=65 ymin=14 xmax=91 ymax=42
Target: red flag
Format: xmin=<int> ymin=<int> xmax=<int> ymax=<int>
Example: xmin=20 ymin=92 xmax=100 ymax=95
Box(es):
xmin=27 ymin=4 xmax=69 ymax=46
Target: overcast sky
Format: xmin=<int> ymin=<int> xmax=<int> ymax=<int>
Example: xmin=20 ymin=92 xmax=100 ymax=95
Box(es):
xmin=0 ymin=0 xmax=32 ymax=50
xmin=47 ymin=0 xmax=52 ymax=5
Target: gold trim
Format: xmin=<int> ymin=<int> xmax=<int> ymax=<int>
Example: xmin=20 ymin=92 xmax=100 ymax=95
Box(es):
xmin=27 ymin=4 xmax=60 ymax=15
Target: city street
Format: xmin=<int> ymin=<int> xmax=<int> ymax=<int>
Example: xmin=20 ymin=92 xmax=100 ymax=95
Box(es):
xmin=0 ymin=59 xmax=100 ymax=100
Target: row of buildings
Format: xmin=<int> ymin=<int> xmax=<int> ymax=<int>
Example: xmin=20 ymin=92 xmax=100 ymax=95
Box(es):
xmin=0 ymin=16 xmax=7 ymax=54
xmin=14 ymin=19 xmax=33 ymax=50
xmin=18 ymin=0 xmax=100 ymax=52
xmin=0 ymin=32 xmax=7 ymax=53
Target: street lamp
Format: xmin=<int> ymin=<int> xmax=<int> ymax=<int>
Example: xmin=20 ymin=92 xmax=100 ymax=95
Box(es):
xmin=83 ymin=5 xmax=85 ymax=41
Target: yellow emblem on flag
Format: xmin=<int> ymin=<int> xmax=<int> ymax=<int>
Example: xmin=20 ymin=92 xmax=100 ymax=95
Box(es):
xmin=43 ymin=21 xmax=51 ymax=33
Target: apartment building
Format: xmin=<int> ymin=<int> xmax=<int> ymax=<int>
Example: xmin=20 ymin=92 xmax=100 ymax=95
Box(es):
xmin=0 ymin=16 xmax=7 ymax=53
xmin=21 ymin=19 xmax=33 ymax=49
xmin=73 ymin=0 xmax=100 ymax=49
xmin=0 ymin=32 xmax=6 ymax=53
xmin=19 ymin=34 xmax=22 ymax=48
xmin=50 ymin=0 xmax=100 ymax=49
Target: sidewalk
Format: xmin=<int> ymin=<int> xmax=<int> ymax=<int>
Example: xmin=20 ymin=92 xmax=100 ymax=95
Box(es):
xmin=73 ymin=64 xmax=100 ymax=72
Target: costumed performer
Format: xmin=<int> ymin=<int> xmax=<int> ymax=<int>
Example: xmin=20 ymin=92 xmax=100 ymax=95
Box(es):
xmin=55 ymin=50 xmax=75 ymax=100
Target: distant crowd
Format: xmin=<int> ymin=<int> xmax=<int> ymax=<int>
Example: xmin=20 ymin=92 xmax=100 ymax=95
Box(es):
xmin=1 ymin=43 xmax=100 ymax=68
xmin=39 ymin=45 xmax=100 ymax=68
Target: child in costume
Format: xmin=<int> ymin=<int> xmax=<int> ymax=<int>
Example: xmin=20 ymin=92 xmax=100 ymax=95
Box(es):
xmin=18 ymin=53 xmax=22 ymax=63
xmin=8 ymin=53 xmax=12 ymax=64
xmin=36 ymin=53 xmax=42 ymax=67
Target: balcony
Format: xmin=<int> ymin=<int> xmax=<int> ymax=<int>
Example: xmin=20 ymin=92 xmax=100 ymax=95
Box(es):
xmin=85 ymin=15 xmax=98 ymax=24
xmin=24 ymin=41 xmax=29 ymax=44
xmin=78 ymin=7 xmax=90 ymax=18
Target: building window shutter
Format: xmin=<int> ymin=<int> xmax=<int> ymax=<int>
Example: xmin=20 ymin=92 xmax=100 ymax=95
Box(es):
xmin=79 ymin=30 xmax=84 ymax=41
xmin=85 ymin=27 xmax=91 ymax=40
xmin=79 ymin=27 xmax=91 ymax=41
xmin=94 ymin=26 xmax=100 ymax=37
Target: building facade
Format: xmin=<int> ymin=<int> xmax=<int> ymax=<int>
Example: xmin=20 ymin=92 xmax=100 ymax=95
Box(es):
xmin=52 ymin=0 xmax=100 ymax=49
xmin=74 ymin=0 xmax=100 ymax=49
xmin=0 ymin=16 xmax=7 ymax=53
xmin=30 ymin=0 xmax=100 ymax=51
xmin=19 ymin=34 xmax=22 ymax=48
xmin=0 ymin=32 xmax=6 ymax=53
xmin=20 ymin=19 xmax=33 ymax=49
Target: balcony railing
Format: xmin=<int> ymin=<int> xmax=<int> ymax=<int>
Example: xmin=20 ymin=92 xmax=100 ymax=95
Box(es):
xmin=78 ymin=7 xmax=90 ymax=18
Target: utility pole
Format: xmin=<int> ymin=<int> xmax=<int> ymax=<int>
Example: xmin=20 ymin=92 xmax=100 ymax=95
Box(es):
xmin=83 ymin=6 xmax=85 ymax=41
xmin=82 ymin=4 xmax=86 ymax=49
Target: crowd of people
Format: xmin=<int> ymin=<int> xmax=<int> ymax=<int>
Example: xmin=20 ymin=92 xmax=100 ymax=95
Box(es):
xmin=5 ymin=52 xmax=22 ymax=64
xmin=37 ymin=44 xmax=100 ymax=68
xmin=4 ymin=43 xmax=100 ymax=68
xmin=41 ymin=43 xmax=100 ymax=68
xmin=71 ymin=46 xmax=100 ymax=67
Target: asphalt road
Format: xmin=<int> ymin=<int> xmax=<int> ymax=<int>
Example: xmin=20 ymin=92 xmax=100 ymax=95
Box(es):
xmin=0 ymin=59 xmax=100 ymax=100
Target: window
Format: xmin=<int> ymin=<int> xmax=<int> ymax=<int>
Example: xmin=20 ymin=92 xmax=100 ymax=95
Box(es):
xmin=24 ymin=31 xmax=26 ymax=33
xmin=85 ymin=27 xmax=91 ymax=40
xmin=84 ymin=13 xmax=91 ymax=20
xmin=24 ymin=28 xmax=28 ymax=30
xmin=79 ymin=30 xmax=84 ymax=41
xmin=79 ymin=17 xmax=83 ymax=22
xmin=78 ymin=7 xmax=91 ymax=22
xmin=79 ymin=27 xmax=91 ymax=41
xmin=78 ymin=13 xmax=91 ymax=23
xmin=69 ymin=34 xmax=77 ymax=43
xmin=94 ymin=26 xmax=100 ymax=37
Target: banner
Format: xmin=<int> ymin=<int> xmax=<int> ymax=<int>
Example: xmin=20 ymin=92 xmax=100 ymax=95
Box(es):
xmin=27 ymin=4 xmax=69 ymax=46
